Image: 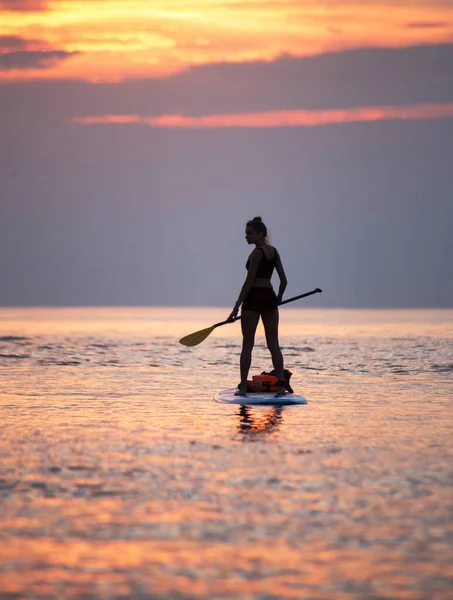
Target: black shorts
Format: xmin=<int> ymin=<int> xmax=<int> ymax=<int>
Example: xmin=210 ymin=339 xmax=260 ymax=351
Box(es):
xmin=242 ymin=288 xmax=278 ymax=314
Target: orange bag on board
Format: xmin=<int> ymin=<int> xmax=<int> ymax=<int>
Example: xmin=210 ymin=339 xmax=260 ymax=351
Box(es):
xmin=251 ymin=374 xmax=279 ymax=392
xmin=247 ymin=370 xmax=294 ymax=393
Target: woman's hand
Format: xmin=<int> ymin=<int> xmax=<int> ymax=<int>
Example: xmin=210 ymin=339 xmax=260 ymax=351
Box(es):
xmin=227 ymin=304 xmax=240 ymax=322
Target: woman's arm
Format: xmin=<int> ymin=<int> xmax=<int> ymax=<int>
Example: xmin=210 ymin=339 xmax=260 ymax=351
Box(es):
xmin=275 ymin=250 xmax=288 ymax=303
xmin=227 ymin=249 xmax=262 ymax=321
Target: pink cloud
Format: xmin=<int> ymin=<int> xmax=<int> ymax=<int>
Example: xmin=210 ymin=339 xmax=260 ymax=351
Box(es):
xmin=73 ymin=103 xmax=453 ymax=128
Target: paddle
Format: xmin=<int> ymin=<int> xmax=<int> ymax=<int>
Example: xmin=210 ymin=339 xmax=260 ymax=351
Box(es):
xmin=179 ymin=288 xmax=322 ymax=347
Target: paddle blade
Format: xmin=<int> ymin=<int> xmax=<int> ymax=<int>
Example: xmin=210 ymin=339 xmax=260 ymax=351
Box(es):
xmin=179 ymin=324 xmax=216 ymax=347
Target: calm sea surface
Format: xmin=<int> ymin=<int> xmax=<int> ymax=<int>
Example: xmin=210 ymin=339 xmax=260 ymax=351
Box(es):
xmin=1 ymin=307 xmax=452 ymax=599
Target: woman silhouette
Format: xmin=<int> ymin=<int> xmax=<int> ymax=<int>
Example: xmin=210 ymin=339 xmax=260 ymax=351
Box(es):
xmin=228 ymin=216 xmax=288 ymax=397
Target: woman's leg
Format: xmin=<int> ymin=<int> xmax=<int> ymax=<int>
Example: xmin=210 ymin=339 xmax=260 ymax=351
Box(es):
xmin=239 ymin=309 xmax=260 ymax=384
xmin=261 ymin=309 xmax=285 ymax=383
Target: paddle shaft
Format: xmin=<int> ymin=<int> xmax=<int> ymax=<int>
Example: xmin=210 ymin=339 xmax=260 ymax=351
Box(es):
xmin=212 ymin=288 xmax=322 ymax=329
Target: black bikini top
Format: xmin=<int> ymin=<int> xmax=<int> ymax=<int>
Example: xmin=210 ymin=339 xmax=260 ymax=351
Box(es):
xmin=246 ymin=247 xmax=277 ymax=279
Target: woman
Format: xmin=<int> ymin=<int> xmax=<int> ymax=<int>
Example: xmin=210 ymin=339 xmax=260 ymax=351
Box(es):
xmin=228 ymin=216 xmax=288 ymax=397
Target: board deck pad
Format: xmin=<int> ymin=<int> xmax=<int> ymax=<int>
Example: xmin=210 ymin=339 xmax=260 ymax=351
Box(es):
xmin=215 ymin=388 xmax=307 ymax=405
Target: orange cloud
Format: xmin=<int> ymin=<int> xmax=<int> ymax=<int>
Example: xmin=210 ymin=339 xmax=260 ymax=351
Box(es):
xmin=1 ymin=0 xmax=452 ymax=80
xmin=72 ymin=103 xmax=453 ymax=128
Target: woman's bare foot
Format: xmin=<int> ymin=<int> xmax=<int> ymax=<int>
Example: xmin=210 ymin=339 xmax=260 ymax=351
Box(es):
xmin=234 ymin=383 xmax=248 ymax=397
xmin=275 ymin=381 xmax=287 ymax=397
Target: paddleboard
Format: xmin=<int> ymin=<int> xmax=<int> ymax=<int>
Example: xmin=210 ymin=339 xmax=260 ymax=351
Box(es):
xmin=215 ymin=388 xmax=307 ymax=405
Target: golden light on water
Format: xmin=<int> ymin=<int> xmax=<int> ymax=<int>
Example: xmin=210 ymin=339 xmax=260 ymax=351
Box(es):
xmin=1 ymin=307 xmax=452 ymax=597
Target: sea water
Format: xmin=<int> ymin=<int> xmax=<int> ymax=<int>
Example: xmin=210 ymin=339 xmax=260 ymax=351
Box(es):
xmin=1 ymin=307 xmax=452 ymax=599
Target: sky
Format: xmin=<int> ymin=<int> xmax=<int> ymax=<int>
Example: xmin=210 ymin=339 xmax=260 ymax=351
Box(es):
xmin=1 ymin=0 xmax=452 ymax=308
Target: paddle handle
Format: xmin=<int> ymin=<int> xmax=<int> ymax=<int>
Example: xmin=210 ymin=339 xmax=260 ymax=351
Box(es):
xmin=278 ymin=287 xmax=322 ymax=307
xmin=212 ymin=287 xmax=322 ymax=329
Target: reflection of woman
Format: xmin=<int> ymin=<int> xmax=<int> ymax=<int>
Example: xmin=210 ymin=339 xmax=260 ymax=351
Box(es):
xmin=237 ymin=405 xmax=284 ymax=435
xmin=228 ymin=216 xmax=288 ymax=397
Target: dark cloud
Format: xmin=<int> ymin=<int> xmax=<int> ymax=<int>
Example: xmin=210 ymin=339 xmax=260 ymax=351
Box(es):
xmin=0 ymin=35 xmax=29 ymax=49
xmin=0 ymin=0 xmax=47 ymax=10
xmin=169 ymin=43 xmax=453 ymax=114
xmin=0 ymin=34 xmax=53 ymax=52
xmin=406 ymin=21 xmax=450 ymax=29
xmin=0 ymin=50 xmax=79 ymax=70
xmin=2 ymin=43 xmax=451 ymax=119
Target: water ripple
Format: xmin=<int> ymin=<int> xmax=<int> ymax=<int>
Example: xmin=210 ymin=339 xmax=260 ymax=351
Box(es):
xmin=0 ymin=309 xmax=452 ymax=599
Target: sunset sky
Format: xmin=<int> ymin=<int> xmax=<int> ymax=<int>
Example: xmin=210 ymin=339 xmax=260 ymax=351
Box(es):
xmin=1 ymin=1 xmax=452 ymax=307
xmin=2 ymin=0 xmax=453 ymax=80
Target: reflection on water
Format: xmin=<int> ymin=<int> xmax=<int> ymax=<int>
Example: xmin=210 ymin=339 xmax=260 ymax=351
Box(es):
xmin=237 ymin=405 xmax=284 ymax=437
xmin=0 ymin=308 xmax=452 ymax=599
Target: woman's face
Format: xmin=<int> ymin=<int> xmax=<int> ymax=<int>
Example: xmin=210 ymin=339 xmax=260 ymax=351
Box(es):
xmin=245 ymin=225 xmax=264 ymax=245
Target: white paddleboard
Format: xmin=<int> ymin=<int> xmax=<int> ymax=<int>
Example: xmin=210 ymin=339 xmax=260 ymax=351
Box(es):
xmin=215 ymin=388 xmax=307 ymax=405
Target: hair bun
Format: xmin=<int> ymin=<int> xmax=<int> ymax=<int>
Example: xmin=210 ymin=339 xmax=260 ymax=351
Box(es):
xmin=246 ymin=216 xmax=268 ymax=240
